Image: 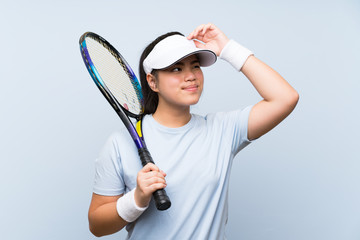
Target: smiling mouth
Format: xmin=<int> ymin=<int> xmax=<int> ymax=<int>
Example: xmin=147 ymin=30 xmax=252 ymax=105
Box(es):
xmin=183 ymin=85 xmax=198 ymax=91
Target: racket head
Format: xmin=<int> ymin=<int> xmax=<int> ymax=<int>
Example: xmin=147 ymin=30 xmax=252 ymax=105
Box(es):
xmin=79 ymin=32 xmax=143 ymax=119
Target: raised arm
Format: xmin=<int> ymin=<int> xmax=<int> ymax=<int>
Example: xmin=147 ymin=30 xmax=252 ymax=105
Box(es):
xmin=242 ymin=56 xmax=299 ymax=140
xmin=188 ymin=23 xmax=299 ymax=140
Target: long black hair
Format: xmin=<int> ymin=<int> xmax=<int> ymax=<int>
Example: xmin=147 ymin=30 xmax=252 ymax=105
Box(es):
xmin=139 ymin=31 xmax=184 ymax=115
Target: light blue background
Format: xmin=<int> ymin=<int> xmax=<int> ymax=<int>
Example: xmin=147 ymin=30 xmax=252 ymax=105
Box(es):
xmin=1 ymin=0 xmax=359 ymax=239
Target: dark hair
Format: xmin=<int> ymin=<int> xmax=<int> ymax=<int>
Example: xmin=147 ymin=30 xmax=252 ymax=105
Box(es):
xmin=139 ymin=31 xmax=184 ymax=115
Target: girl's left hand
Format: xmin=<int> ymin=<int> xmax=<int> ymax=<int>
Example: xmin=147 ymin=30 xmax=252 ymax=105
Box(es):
xmin=187 ymin=23 xmax=229 ymax=56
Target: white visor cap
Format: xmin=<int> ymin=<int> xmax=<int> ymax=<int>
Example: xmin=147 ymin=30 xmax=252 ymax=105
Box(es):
xmin=143 ymin=35 xmax=217 ymax=74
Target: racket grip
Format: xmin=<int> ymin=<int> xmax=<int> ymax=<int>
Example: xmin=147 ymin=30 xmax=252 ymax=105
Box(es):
xmin=138 ymin=148 xmax=171 ymax=211
xmin=138 ymin=148 xmax=155 ymax=166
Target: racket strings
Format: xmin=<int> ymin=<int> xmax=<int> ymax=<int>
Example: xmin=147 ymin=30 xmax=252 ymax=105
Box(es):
xmin=109 ymin=51 xmax=143 ymax=107
xmin=86 ymin=37 xmax=142 ymax=115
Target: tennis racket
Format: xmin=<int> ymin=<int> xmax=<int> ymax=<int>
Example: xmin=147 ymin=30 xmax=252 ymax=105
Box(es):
xmin=79 ymin=32 xmax=171 ymax=211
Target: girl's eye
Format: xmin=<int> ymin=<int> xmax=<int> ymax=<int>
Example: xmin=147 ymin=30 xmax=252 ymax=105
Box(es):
xmin=171 ymin=67 xmax=181 ymax=72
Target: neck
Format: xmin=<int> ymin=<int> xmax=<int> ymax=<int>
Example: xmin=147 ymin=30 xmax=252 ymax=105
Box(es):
xmin=152 ymin=103 xmax=191 ymax=128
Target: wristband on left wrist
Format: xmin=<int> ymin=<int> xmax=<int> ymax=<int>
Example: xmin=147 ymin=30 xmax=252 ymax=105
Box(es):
xmin=219 ymin=39 xmax=253 ymax=71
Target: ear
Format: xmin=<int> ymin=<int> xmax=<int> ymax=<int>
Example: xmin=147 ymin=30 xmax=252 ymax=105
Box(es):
xmin=146 ymin=73 xmax=159 ymax=92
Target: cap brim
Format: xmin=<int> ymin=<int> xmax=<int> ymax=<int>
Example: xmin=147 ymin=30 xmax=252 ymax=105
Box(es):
xmin=155 ymin=49 xmax=217 ymax=70
xmin=143 ymin=35 xmax=218 ymax=74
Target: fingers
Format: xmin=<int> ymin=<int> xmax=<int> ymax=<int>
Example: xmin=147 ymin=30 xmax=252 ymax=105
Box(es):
xmin=141 ymin=163 xmax=166 ymax=177
xmin=141 ymin=162 xmax=160 ymax=173
xmin=135 ymin=163 xmax=167 ymax=207
xmin=187 ymin=23 xmax=229 ymax=56
xmin=137 ymin=163 xmax=167 ymax=193
xmin=159 ymin=169 xmax=167 ymax=177
xmin=142 ymin=171 xmax=167 ymax=185
xmin=187 ymin=23 xmax=216 ymax=41
xmin=187 ymin=24 xmax=205 ymax=40
xmin=193 ymin=40 xmax=206 ymax=49
xmin=201 ymin=23 xmax=216 ymax=36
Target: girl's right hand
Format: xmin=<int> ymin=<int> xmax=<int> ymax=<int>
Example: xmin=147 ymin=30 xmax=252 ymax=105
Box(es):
xmin=134 ymin=163 xmax=167 ymax=208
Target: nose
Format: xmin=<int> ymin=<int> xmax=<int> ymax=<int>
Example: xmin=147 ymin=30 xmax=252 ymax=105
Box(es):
xmin=184 ymin=69 xmax=196 ymax=82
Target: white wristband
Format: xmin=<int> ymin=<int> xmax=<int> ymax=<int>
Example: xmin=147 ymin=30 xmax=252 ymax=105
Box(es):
xmin=116 ymin=188 xmax=148 ymax=222
xmin=219 ymin=39 xmax=254 ymax=71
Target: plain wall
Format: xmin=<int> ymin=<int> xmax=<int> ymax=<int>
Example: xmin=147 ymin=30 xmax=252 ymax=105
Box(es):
xmin=1 ymin=0 xmax=359 ymax=239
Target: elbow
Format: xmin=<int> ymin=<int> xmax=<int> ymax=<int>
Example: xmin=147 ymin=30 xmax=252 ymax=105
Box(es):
xmin=278 ymin=89 xmax=299 ymax=114
xmin=88 ymin=215 xmax=125 ymax=237
xmin=88 ymin=213 xmax=101 ymax=237
xmin=89 ymin=225 xmax=103 ymax=238
xmin=289 ymin=89 xmax=299 ymax=109
xmin=88 ymin=216 xmax=107 ymax=238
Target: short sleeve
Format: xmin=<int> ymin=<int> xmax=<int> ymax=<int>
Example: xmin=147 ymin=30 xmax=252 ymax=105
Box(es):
xmin=93 ymin=133 xmax=125 ymax=196
xmin=217 ymin=105 xmax=255 ymax=155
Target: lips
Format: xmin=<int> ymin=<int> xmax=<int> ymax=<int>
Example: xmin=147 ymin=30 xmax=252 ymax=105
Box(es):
xmin=182 ymin=84 xmax=198 ymax=91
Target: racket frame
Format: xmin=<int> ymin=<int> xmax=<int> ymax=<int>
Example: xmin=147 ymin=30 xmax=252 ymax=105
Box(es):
xmin=79 ymin=32 xmax=171 ymax=210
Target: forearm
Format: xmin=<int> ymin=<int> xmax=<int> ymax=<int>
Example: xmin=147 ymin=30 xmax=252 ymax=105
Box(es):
xmin=88 ymin=197 xmax=128 ymax=237
xmin=241 ymin=55 xmax=299 ymax=104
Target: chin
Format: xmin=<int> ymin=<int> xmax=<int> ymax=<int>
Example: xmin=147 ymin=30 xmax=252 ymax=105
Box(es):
xmin=187 ymin=98 xmax=201 ymax=106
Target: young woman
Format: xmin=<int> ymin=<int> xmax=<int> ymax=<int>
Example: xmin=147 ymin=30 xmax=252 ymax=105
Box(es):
xmin=88 ymin=23 xmax=299 ymax=239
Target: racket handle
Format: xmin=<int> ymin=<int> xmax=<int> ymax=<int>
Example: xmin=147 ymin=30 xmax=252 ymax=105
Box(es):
xmin=138 ymin=148 xmax=171 ymax=211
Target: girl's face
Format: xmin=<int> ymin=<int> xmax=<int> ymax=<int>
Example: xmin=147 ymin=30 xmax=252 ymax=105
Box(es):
xmin=151 ymin=55 xmax=204 ymax=110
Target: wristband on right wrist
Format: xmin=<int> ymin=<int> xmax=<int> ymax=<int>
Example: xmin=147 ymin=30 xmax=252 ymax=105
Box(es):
xmin=116 ymin=188 xmax=148 ymax=223
xmin=219 ymin=39 xmax=254 ymax=71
